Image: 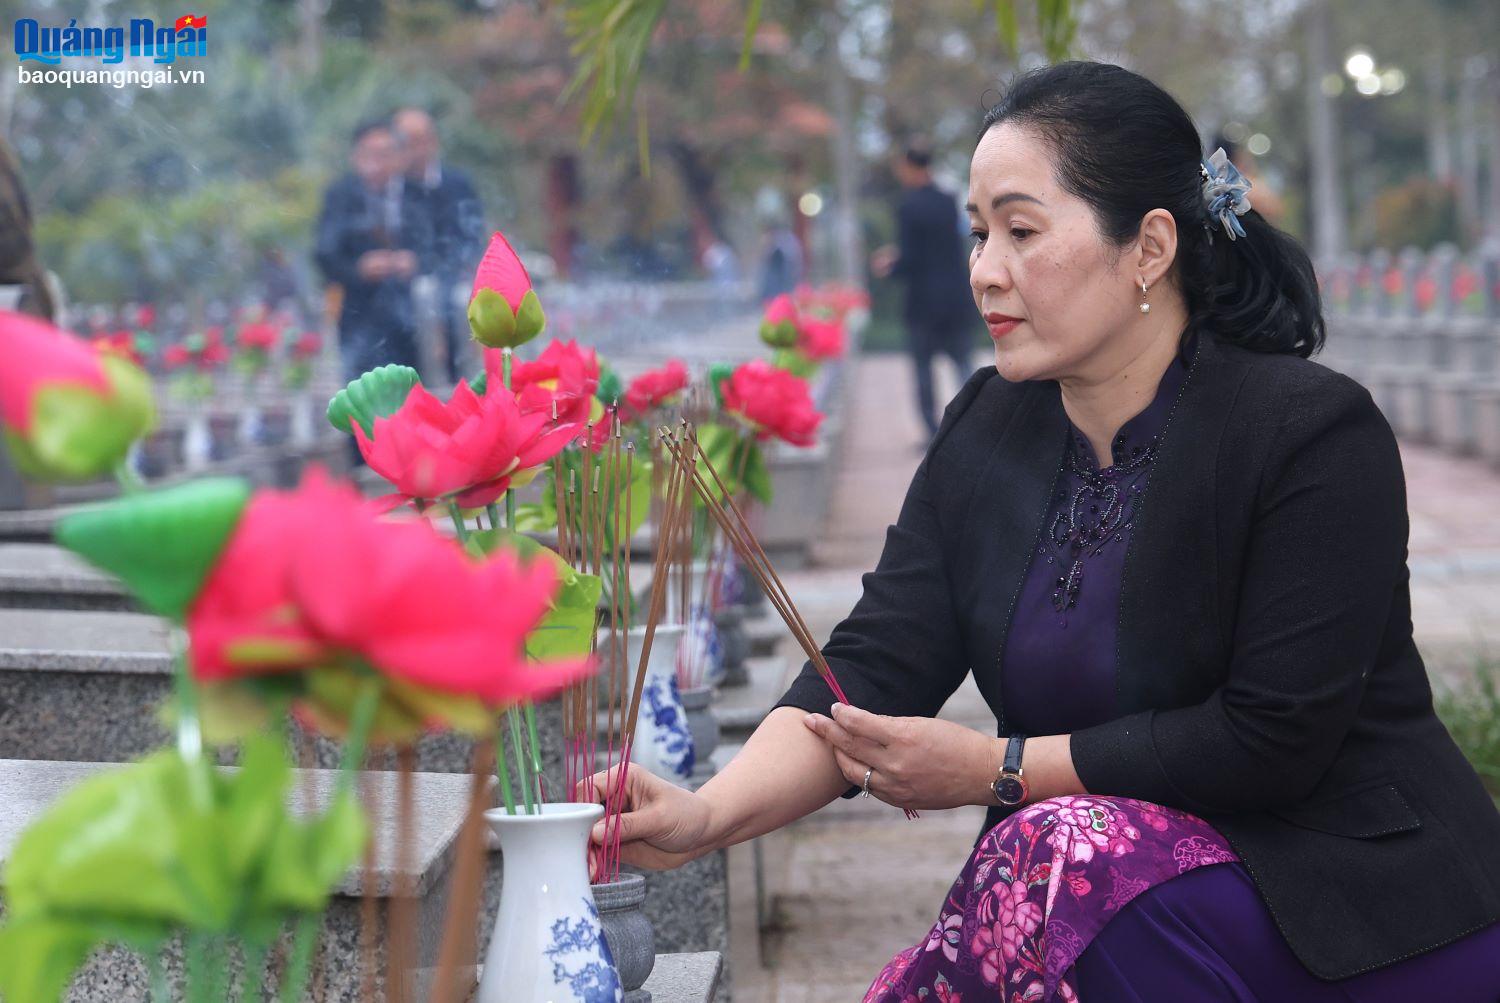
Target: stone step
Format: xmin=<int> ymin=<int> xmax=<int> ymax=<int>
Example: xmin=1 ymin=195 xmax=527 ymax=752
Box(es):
xmin=421 ymin=951 xmax=723 ymax=1003
xmin=0 ymin=543 xmax=132 ymax=610
xmin=742 ymin=615 xmax=784 ymax=658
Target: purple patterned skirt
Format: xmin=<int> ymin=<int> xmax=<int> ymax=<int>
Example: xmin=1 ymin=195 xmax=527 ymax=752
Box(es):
xmin=863 ymin=794 xmax=1500 ymax=1003
xmin=861 ymin=795 xmax=1236 ymax=1003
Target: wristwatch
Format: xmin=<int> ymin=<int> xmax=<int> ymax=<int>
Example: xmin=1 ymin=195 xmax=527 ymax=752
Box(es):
xmin=991 ymin=733 xmax=1029 ymax=806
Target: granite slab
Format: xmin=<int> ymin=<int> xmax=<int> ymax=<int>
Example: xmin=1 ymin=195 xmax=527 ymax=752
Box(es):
xmin=0 ymin=608 xmax=173 ymax=674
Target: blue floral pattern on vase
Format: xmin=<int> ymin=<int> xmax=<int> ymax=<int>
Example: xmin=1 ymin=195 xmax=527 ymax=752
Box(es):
xmin=717 ymin=557 xmax=746 ymax=606
xmin=682 ymin=603 xmax=725 ymax=686
xmin=543 ymin=897 xmax=623 ymax=1003
xmin=644 ymin=674 xmax=695 ymax=780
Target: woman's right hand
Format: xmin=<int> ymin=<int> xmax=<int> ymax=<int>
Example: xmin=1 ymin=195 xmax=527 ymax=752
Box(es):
xmin=576 ymin=765 xmax=715 ymax=871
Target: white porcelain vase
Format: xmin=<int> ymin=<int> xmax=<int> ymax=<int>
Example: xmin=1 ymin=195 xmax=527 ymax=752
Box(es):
xmin=626 ymin=624 xmax=695 ymax=785
xmin=182 ymin=411 xmax=214 ymax=471
xmin=477 ymin=802 xmax=623 ymax=1003
xmin=678 ymin=602 xmax=725 ymax=688
xmin=288 ymin=393 xmax=317 ymax=448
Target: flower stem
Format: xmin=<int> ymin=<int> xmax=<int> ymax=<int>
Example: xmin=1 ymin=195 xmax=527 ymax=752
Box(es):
xmin=502 ymin=348 xmax=517 ymax=531
xmin=507 ymin=705 xmax=534 ymax=813
xmin=523 ymin=702 xmax=545 ymax=804
xmin=446 ymin=501 xmax=470 ymax=544
xmin=279 ymin=915 xmax=320 ymax=1003
xmin=113 ymin=456 xmax=144 ymax=494
xmin=169 ymin=633 xmax=202 ymax=764
xmin=336 ymin=676 xmax=383 ymax=793
xmin=241 ymin=941 xmax=268 ymax=1002
xmin=495 ymin=716 xmax=518 ymax=816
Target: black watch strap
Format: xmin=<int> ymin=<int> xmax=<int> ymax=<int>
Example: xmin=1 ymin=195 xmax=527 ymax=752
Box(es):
xmin=1004 ymin=733 xmax=1026 ymax=773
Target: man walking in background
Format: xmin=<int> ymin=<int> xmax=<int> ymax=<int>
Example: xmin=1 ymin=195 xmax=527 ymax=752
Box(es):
xmin=872 ymin=141 xmax=977 ymax=441
xmin=394 ymin=107 xmax=486 ymax=384
xmin=315 ymin=118 xmax=431 ymax=386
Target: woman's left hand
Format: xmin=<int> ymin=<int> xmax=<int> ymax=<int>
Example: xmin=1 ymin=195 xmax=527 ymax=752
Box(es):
xmin=802 ymin=703 xmax=1002 ymax=811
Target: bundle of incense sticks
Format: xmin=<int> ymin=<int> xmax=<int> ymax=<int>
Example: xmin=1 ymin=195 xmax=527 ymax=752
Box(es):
xmin=557 ymin=411 xmax=633 ymax=811
xmin=593 ymin=417 xmax=698 ymax=880
xmin=659 ymin=423 xmax=920 ymax=820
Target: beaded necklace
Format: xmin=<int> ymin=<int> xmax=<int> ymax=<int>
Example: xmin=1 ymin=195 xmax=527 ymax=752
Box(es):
xmin=1046 ymin=432 xmax=1161 ymax=615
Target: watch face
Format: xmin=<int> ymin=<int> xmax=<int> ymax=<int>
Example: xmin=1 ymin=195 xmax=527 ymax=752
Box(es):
xmin=993 ymin=775 xmax=1026 ymax=805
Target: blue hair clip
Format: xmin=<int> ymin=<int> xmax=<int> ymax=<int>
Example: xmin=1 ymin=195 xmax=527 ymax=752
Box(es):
xmin=1200 ymin=147 xmax=1253 ymax=241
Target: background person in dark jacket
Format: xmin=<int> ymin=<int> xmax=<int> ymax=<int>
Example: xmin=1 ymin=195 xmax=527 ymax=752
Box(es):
xmin=394 ymin=107 xmax=486 ymax=384
xmin=873 ymin=142 xmax=978 ymax=440
xmin=314 ymin=118 xmax=431 ymax=386
xmin=0 ymin=137 xmax=54 ymax=321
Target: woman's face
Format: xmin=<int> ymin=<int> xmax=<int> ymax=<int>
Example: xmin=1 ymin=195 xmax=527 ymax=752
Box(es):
xmin=966 ymin=122 xmax=1141 ymax=383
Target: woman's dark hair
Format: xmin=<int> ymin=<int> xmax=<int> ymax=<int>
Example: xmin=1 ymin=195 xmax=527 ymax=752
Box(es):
xmin=980 ymin=61 xmax=1324 ymax=358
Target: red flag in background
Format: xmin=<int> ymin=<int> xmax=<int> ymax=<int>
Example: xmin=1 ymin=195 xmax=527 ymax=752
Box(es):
xmin=174 ymin=14 xmax=207 ymax=31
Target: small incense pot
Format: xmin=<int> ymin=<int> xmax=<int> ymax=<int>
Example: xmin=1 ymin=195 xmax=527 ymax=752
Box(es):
xmin=591 ymin=872 xmax=655 ymax=1002
xmin=677 ymin=685 xmax=720 ymax=790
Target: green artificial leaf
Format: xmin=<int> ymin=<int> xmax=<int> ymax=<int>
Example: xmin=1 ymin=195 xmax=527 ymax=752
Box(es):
xmin=692 ymin=423 xmax=769 ymax=505
xmin=513 ymin=501 xmax=553 ymax=533
xmin=707 ymin=362 xmax=734 ymax=410
xmin=526 ymin=451 xmax=651 ymax=549
xmin=596 ymin=364 xmax=624 ymax=408
xmin=3 ymin=752 xmax=230 ymax=931
xmin=249 ymin=785 xmax=365 ymax=922
xmin=325 ymin=364 xmax=421 ymax=436
xmin=467 ymin=529 xmax=603 ymax=663
xmin=741 ymin=438 xmax=773 ymax=506
xmin=770 ymin=347 xmax=818 ymax=380
xmin=55 ymin=478 xmax=251 ymax=620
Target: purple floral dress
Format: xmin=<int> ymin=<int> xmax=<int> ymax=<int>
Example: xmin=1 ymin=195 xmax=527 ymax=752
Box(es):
xmin=862 ymin=795 xmax=1238 ymax=1003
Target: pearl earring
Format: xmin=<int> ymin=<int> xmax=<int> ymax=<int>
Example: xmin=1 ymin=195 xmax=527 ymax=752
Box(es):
xmin=1139 ymin=277 xmax=1151 ymax=315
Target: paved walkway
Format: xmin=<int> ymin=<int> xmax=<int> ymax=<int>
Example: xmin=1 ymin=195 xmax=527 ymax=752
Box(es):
xmin=727 ymin=350 xmax=1500 ymax=1002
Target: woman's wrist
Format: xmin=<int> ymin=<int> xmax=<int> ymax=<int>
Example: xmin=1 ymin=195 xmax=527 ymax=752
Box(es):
xmin=976 ymin=735 xmax=1007 ymax=807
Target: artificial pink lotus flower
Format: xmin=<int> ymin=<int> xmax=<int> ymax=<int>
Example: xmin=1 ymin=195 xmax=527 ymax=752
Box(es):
xmin=188 ymin=470 xmax=592 ymax=706
xmin=289 ymin=331 xmax=322 ymax=360
xmin=623 ymin=359 xmax=689 ymax=418
xmin=503 ymin=338 xmax=601 ymax=430
xmin=797 ymin=315 xmax=846 ymax=361
xmin=719 ymin=359 xmax=823 ymax=448
xmin=0 ymin=310 xmax=155 ymax=481
xmin=93 ymin=330 xmax=145 ymax=367
xmin=353 ymin=375 xmax=580 ymax=510
xmin=758 ymin=293 xmax=800 ymax=348
xmin=235 ymin=320 xmax=279 ymax=353
xmin=468 ymin=230 xmax=546 ymax=349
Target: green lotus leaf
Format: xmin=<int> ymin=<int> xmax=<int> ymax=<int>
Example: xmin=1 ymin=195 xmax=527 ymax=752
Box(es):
xmin=55 ymin=478 xmax=251 ymax=620
xmin=326 ymin=364 xmax=421 ymax=436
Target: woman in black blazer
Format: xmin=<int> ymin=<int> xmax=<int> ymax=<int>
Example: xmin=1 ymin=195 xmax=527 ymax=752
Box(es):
xmin=583 ymin=62 xmax=1500 ymax=1000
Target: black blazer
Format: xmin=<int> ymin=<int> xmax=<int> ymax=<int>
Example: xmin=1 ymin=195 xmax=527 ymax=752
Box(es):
xmin=313 ymin=173 xmax=434 ymax=336
xmin=776 ymin=326 xmax=1500 ymax=980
